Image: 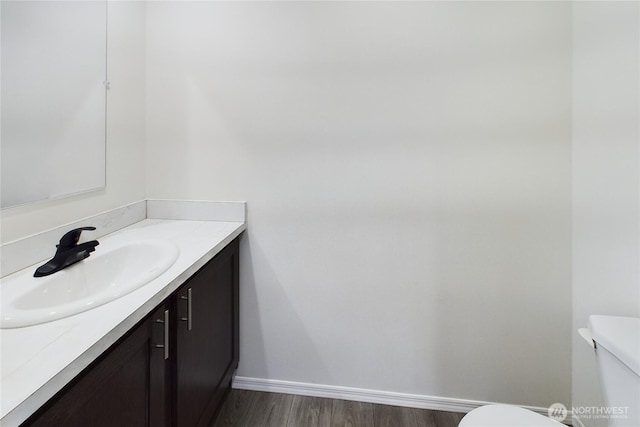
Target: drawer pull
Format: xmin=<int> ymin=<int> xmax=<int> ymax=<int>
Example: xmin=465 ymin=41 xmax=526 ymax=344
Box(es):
xmin=153 ymin=310 xmax=170 ymax=359
xmin=179 ymin=288 xmax=192 ymax=331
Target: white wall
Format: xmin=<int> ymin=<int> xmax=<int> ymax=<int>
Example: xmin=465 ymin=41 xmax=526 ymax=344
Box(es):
xmin=572 ymin=3 xmax=640 ymax=426
xmin=146 ymin=1 xmax=572 ymax=408
xmin=0 ymin=1 xmax=146 ymax=244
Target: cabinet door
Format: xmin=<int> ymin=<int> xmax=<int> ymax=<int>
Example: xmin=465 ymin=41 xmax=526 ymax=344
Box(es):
xmin=174 ymin=239 xmax=239 ymax=427
xmin=22 ymin=305 xmax=170 ymax=427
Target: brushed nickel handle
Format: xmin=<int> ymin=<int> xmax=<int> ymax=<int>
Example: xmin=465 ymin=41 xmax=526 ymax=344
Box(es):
xmin=153 ymin=310 xmax=170 ymax=359
xmin=179 ymin=288 xmax=192 ymax=331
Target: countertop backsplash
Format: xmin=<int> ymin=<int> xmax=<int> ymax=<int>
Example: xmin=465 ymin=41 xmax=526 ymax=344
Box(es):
xmin=0 ymin=199 xmax=246 ymax=277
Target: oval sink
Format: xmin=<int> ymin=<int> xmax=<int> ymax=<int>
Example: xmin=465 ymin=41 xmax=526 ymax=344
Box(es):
xmin=1 ymin=239 xmax=179 ymax=328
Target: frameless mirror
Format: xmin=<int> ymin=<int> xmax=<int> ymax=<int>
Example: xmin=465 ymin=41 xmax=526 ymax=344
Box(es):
xmin=1 ymin=1 xmax=107 ymax=208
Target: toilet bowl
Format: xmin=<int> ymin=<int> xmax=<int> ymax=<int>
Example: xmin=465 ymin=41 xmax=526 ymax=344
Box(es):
xmin=458 ymin=315 xmax=640 ymax=427
xmin=458 ymin=404 xmax=563 ymax=427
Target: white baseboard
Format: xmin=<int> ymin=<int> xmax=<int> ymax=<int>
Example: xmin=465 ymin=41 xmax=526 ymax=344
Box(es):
xmin=232 ymin=376 xmax=573 ymax=424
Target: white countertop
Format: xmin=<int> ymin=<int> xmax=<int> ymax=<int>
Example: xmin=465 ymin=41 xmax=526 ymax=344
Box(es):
xmin=0 ymin=218 xmax=246 ymax=426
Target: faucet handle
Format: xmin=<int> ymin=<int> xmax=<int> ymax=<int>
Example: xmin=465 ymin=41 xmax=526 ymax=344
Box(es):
xmin=57 ymin=226 xmax=97 ymax=249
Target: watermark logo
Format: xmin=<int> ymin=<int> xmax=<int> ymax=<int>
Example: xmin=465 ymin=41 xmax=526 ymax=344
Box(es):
xmin=548 ymin=403 xmax=568 ymax=422
xmin=573 ymin=405 xmax=629 ymax=420
xmin=548 ymin=403 xmax=630 ymax=422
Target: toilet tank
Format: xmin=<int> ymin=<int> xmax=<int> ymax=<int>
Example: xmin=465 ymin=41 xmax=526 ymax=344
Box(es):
xmin=588 ymin=315 xmax=640 ymax=427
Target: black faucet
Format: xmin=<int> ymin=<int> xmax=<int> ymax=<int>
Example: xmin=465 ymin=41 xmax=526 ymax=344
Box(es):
xmin=34 ymin=227 xmax=100 ymax=277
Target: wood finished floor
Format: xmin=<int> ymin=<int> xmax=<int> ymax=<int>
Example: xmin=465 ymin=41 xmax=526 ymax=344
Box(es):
xmin=211 ymin=389 xmax=466 ymax=427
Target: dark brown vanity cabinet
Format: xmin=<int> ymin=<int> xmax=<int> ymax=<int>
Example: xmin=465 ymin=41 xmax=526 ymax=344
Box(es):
xmin=22 ymin=237 xmax=240 ymax=427
xmin=174 ymin=237 xmax=239 ymax=427
xmin=23 ymin=303 xmax=171 ymax=427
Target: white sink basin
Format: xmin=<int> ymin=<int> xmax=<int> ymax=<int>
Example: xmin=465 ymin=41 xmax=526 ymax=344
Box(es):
xmin=1 ymin=239 xmax=179 ymax=328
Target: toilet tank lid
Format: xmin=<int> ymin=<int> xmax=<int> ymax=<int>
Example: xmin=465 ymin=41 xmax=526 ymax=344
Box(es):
xmin=588 ymin=315 xmax=640 ymax=376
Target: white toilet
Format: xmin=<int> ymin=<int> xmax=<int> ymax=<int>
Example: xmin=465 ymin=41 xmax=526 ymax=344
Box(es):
xmin=459 ymin=315 xmax=640 ymax=427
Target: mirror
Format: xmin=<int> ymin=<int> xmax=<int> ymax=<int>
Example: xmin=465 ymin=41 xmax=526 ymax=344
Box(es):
xmin=1 ymin=1 xmax=107 ymax=208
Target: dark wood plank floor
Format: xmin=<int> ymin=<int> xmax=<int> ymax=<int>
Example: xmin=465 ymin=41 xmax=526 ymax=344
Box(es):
xmin=211 ymin=389 xmax=466 ymax=427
